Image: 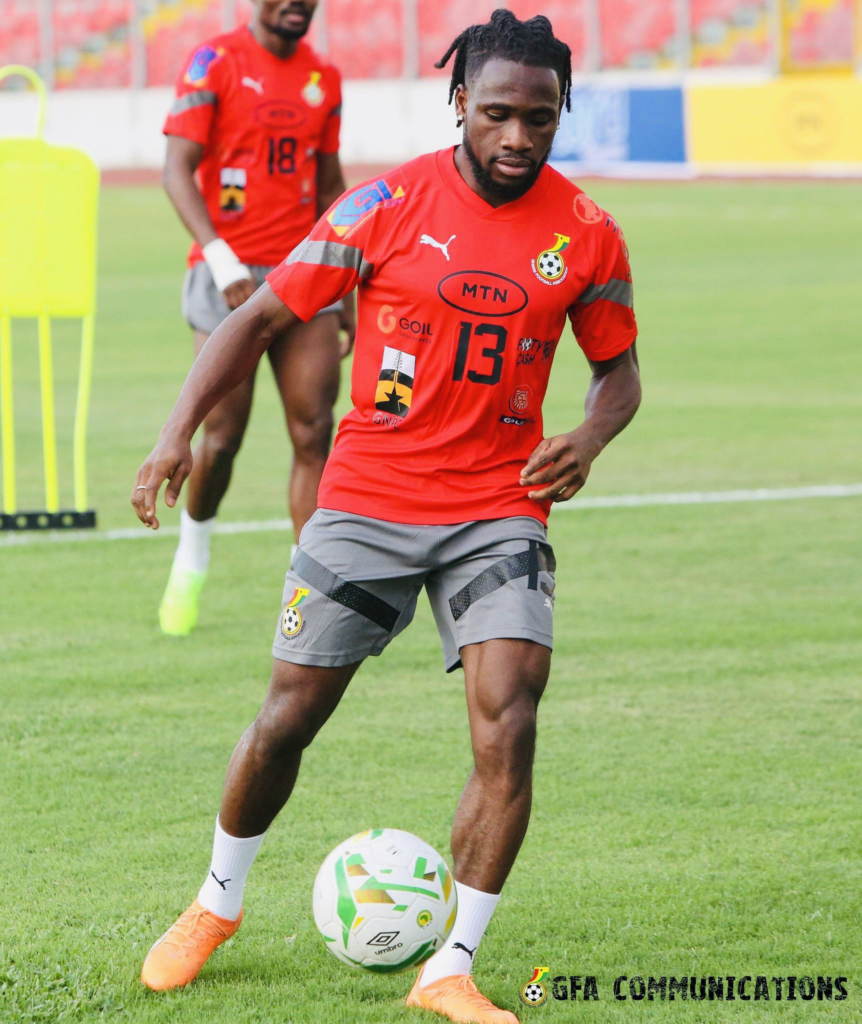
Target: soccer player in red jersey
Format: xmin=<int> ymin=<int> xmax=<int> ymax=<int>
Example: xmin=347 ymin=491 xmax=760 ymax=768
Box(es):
xmin=133 ymin=11 xmax=642 ymax=1021
xmin=157 ymin=0 xmax=354 ymax=635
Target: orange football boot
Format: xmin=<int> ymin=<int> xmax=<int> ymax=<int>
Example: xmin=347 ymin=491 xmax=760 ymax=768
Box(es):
xmin=407 ymin=967 xmax=520 ymax=1024
xmin=141 ymin=899 xmax=242 ymax=991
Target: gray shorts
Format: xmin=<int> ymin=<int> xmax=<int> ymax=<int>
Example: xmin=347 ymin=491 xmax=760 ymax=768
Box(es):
xmin=273 ymin=509 xmax=556 ymax=672
xmin=181 ymin=261 xmax=343 ymax=334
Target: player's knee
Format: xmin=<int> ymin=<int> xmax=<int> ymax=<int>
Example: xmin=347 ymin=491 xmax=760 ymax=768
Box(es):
xmin=202 ymin=429 xmax=245 ymax=466
xmin=289 ymin=410 xmax=333 ymax=464
xmin=254 ymin=682 xmax=330 ymax=755
xmin=472 ymin=695 xmax=539 ymax=783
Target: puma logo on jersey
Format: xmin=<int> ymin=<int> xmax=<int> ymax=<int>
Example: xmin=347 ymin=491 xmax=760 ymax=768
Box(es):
xmin=241 ymin=76 xmax=264 ymax=95
xmin=420 ymin=233 xmax=456 ymax=262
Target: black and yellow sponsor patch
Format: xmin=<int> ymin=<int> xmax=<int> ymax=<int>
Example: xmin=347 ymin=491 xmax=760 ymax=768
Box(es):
xmin=375 ymin=346 xmax=415 ymax=419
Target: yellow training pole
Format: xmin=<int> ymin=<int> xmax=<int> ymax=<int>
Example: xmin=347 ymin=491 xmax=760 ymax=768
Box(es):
xmin=38 ymin=313 xmax=59 ymax=513
xmin=0 ymin=315 xmax=15 ymax=514
xmin=73 ymin=313 xmax=95 ymax=512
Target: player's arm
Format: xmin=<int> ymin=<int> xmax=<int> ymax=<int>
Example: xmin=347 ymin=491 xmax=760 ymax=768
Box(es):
xmin=163 ymin=134 xmax=255 ymax=310
xmin=519 ymin=343 xmax=641 ymax=502
xmin=315 ymin=150 xmax=356 ymax=358
xmin=131 ymin=285 xmax=296 ymax=528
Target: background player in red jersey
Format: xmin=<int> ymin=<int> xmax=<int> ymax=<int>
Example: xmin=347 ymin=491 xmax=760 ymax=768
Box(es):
xmin=132 ymin=11 xmax=642 ymax=1022
xmin=158 ymin=0 xmax=354 ymax=635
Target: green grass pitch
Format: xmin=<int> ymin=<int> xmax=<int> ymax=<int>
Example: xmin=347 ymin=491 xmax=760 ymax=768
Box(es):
xmin=1 ymin=180 xmax=860 ymax=1022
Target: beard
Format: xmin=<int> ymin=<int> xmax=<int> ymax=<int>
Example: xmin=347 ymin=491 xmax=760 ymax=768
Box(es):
xmin=264 ymin=5 xmax=311 ymax=40
xmin=461 ymin=133 xmax=550 ymax=202
xmin=267 ymin=20 xmax=310 ymax=40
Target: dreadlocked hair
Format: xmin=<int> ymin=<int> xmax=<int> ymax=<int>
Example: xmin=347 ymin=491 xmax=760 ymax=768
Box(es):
xmin=435 ymin=8 xmax=573 ymax=113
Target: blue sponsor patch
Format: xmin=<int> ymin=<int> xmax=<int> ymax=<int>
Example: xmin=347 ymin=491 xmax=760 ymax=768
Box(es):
xmin=329 ymin=180 xmax=392 ymax=228
xmin=185 ymin=45 xmax=221 ymax=85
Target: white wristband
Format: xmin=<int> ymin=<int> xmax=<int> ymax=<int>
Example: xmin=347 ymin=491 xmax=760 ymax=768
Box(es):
xmin=202 ymin=238 xmax=253 ymax=293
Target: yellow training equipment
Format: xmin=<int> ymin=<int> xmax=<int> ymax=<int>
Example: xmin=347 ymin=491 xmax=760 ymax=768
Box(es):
xmin=0 ymin=65 xmax=99 ymax=531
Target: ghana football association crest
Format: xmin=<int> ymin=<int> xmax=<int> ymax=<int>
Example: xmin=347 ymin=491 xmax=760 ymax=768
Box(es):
xmin=281 ymin=587 xmax=309 ymax=638
xmin=532 ymin=233 xmax=570 ymax=285
xmin=302 ymin=71 xmax=325 ymax=107
xmin=521 ymin=966 xmax=549 ymax=1006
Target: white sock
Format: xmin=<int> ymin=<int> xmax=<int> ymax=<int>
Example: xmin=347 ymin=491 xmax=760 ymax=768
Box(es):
xmin=420 ymin=882 xmax=501 ymax=986
xmin=174 ymin=509 xmax=215 ymax=574
xmin=197 ymin=816 xmax=266 ymax=921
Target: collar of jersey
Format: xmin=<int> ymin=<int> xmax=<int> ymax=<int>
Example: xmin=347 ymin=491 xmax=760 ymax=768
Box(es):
xmin=436 ymin=146 xmax=551 ymax=222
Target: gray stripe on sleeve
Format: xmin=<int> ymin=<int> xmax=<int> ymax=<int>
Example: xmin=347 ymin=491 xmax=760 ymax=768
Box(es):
xmin=286 ymin=238 xmax=367 ymax=273
xmin=577 ymin=278 xmax=634 ymax=308
xmin=170 ymin=90 xmax=217 ymax=115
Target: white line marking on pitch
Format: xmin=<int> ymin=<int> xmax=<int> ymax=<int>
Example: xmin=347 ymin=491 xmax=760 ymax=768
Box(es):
xmin=2 ymin=484 xmax=860 ymax=549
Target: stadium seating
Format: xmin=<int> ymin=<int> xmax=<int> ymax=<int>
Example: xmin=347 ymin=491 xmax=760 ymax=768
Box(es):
xmin=598 ymin=0 xmax=678 ymax=69
xmin=0 ymin=0 xmax=857 ymax=87
xmin=326 ymin=0 xmax=403 ymax=79
xmin=691 ymin=0 xmax=770 ymax=67
xmin=784 ymin=0 xmax=855 ymax=67
xmin=53 ymin=0 xmax=132 ymax=88
xmin=0 ymin=1 xmax=41 ymax=82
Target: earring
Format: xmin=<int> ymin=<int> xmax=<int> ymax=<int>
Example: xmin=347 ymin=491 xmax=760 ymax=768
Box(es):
xmin=456 ymin=117 xmax=464 ymax=128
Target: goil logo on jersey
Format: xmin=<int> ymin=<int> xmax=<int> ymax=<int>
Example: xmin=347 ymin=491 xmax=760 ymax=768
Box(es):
xmin=328 ymin=179 xmax=406 ymax=238
xmin=533 ymin=233 xmax=570 ymax=285
xmin=184 ymin=45 xmax=223 ymax=86
xmin=302 ymin=71 xmax=325 ymax=107
xmin=281 ymin=587 xmax=309 ymax=639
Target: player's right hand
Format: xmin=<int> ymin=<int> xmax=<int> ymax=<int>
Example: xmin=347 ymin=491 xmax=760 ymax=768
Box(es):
xmin=131 ymin=436 xmax=194 ymax=530
xmin=222 ymin=276 xmax=257 ymax=310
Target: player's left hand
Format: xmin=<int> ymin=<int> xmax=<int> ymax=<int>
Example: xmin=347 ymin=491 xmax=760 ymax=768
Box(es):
xmin=519 ymin=428 xmax=602 ymax=502
xmin=131 ymin=434 xmax=194 ymax=530
xmin=338 ymin=299 xmax=356 ymax=359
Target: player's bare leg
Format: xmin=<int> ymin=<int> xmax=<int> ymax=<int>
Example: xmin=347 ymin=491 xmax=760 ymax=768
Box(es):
xmin=409 ymin=638 xmax=549 ymax=1022
xmin=268 ymin=311 xmax=341 ymax=538
xmin=141 ymin=658 xmax=359 ymax=990
xmin=159 ymin=329 xmax=258 ymax=635
xmin=219 ymin=658 xmax=360 ymax=836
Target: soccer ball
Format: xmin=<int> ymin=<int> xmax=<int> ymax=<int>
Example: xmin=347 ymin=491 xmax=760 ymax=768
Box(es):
xmin=537 ymin=250 xmax=564 ymax=280
xmin=313 ymin=828 xmax=457 ymax=972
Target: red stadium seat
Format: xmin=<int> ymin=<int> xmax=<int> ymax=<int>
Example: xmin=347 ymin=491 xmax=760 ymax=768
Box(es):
xmin=327 ymin=0 xmax=403 ymax=78
xmin=599 ymin=0 xmax=678 ymax=68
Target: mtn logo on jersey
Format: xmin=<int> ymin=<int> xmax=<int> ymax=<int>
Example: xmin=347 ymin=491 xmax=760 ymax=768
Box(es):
xmin=185 ymin=45 xmax=223 ymax=86
xmin=533 ymin=233 xmax=570 ymax=284
xmin=328 ymin=180 xmax=406 ymax=238
xmin=375 ymin=346 xmax=415 ymax=419
xmin=438 ymin=271 xmax=528 ymax=317
xmin=302 ymin=71 xmax=325 ymax=107
xmin=219 ymin=168 xmax=246 ymax=213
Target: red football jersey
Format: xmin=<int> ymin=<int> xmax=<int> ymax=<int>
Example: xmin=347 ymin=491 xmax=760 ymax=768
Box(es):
xmin=267 ymin=147 xmax=637 ymax=526
xmin=163 ymin=26 xmax=341 ymax=268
